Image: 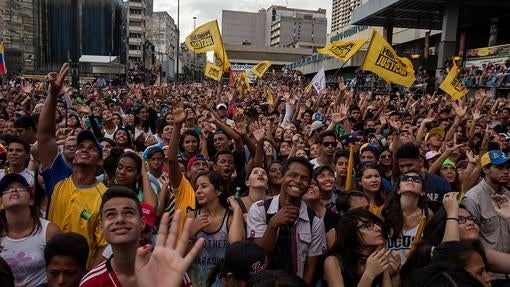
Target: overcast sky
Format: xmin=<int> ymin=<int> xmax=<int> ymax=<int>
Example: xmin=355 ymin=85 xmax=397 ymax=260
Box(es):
xmin=153 ymin=0 xmax=332 ymax=40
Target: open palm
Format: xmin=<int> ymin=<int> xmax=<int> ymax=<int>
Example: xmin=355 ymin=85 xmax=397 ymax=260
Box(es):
xmin=135 ymin=211 xmax=204 ymax=287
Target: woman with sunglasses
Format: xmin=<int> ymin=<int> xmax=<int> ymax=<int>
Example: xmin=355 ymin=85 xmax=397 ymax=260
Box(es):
xmin=381 ymin=170 xmax=431 ymax=265
xmin=355 ymin=162 xmax=385 ymax=215
xmin=323 ymin=209 xmax=400 ymax=287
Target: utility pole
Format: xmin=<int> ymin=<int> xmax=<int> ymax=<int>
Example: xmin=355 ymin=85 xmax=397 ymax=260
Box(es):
xmin=193 ymin=16 xmax=196 ymax=82
xmin=175 ymin=0 xmax=180 ymax=84
xmin=70 ymin=0 xmax=80 ymax=92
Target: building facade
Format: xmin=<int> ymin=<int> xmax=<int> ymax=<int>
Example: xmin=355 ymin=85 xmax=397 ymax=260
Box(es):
xmin=222 ymin=10 xmax=266 ymax=46
xmin=150 ymin=11 xmax=177 ymax=81
xmin=331 ymin=0 xmax=362 ymax=34
xmin=128 ymin=0 xmax=147 ymax=63
xmin=266 ymin=5 xmax=327 ymax=48
xmin=0 ymin=0 xmax=41 ymax=72
xmin=178 ymin=43 xmax=205 ymax=82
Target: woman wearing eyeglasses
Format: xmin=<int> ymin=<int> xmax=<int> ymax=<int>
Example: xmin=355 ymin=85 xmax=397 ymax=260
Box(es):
xmin=355 ymin=162 xmax=385 ymax=215
xmin=0 ymin=174 xmax=61 ymax=287
xmin=323 ymin=209 xmax=400 ymax=287
xmin=402 ymin=192 xmax=510 ymax=285
xmin=380 ymin=170 xmax=431 ymax=265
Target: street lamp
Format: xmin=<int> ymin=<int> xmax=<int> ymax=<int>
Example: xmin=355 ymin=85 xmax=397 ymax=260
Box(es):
xmin=193 ymin=16 xmax=197 ymax=82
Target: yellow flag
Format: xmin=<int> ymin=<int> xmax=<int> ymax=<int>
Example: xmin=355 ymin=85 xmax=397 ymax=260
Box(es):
xmin=251 ymin=60 xmax=272 ymax=78
xmin=214 ymin=43 xmax=230 ymax=72
xmin=318 ymin=39 xmax=367 ymax=62
xmin=345 ymin=146 xmax=354 ymax=191
xmin=237 ymin=71 xmax=251 ymax=92
xmin=304 ymin=82 xmax=312 ymax=94
xmin=185 ymin=20 xmax=224 ymax=54
xmin=266 ymin=88 xmax=275 ymax=105
xmin=439 ymin=64 xmax=468 ymax=100
xmin=204 ymin=62 xmax=223 ymax=81
xmin=362 ymin=31 xmax=416 ymax=88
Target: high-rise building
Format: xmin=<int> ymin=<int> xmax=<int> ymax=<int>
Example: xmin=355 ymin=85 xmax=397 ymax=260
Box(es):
xmin=128 ymin=0 xmax=147 ymax=63
xmin=266 ymin=5 xmax=327 ymax=48
xmin=331 ymin=0 xmax=362 ymax=34
xmin=222 ymin=9 xmax=266 ymax=46
xmin=221 ymin=6 xmax=327 ymax=49
xmin=150 ymin=11 xmax=177 ymax=81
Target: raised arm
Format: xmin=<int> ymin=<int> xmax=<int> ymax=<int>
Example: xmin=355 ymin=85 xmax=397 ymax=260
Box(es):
xmin=168 ymin=108 xmax=187 ymax=189
xmin=38 ymin=63 xmax=69 ymax=169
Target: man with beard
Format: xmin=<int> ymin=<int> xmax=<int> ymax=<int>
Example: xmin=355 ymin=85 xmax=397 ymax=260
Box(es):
xmin=247 ymin=157 xmax=325 ymax=285
xmin=37 ymin=63 xmax=107 ymax=268
xmin=462 ymin=150 xmax=510 ymax=282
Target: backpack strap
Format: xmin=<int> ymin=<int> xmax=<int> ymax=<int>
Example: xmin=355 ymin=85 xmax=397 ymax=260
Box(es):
xmin=264 ymin=198 xmax=274 ymax=225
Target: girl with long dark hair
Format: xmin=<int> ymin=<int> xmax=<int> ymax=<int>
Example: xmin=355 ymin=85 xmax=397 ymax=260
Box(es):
xmin=381 ymin=170 xmax=431 ymax=265
xmin=0 ymin=174 xmax=61 ymax=287
xmin=188 ymin=171 xmax=244 ymax=287
xmin=323 ymin=209 xmax=400 ymax=287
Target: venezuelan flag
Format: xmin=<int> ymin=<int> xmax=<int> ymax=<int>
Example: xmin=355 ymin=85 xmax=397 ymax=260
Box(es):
xmin=0 ymin=42 xmax=6 ymax=74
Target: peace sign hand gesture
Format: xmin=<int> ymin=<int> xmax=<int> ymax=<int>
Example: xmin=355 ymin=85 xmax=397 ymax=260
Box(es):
xmin=47 ymin=63 xmax=69 ymax=97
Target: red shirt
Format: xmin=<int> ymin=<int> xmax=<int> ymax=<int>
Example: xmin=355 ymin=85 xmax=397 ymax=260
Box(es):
xmin=80 ymin=257 xmax=192 ymax=287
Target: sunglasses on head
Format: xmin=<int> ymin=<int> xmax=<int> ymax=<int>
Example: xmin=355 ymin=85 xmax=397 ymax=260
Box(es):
xmin=399 ymin=174 xmax=422 ymax=183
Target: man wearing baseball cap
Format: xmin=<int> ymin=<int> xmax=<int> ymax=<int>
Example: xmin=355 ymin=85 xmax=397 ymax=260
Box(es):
xmin=424 ymin=127 xmax=445 ymax=152
xmin=462 ymin=150 xmax=510 ymax=282
xmin=37 ymin=63 xmax=107 ymax=268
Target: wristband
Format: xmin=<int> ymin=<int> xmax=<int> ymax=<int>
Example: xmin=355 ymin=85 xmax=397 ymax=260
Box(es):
xmin=446 ymin=217 xmax=459 ymax=222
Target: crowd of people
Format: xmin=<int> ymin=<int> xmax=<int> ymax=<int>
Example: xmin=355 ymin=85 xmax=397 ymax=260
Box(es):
xmin=0 ymin=61 xmax=509 ymax=287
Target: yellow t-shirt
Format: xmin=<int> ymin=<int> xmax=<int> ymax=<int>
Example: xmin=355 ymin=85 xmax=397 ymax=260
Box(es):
xmin=42 ymin=155 xmax=107 ymax=268
xmin=173 ymin=175 xmax=196 ymax=234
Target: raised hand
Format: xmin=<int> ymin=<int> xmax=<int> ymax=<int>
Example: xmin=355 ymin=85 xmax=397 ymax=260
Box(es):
xmin=74 ymin=104 xmax=91 ymax=115
xmin=452 ymin=101 xmax=467 ymax=118
xmin=492 ymin=194 xmax=510 ymax=221
xmin=442 ymin=192 xmax=460 ymax=218
xmin=135 ymin=211 xmax=204 ymax=287
xmin=472 ymin=110 xmax=482 ymax=121
xmin=47 ymin=63 xmax=69 ymax=97
xmin=253 ymin=127 xmax=266 ymax=143
xmin=172 ymin=107 xmax=187 ymax=124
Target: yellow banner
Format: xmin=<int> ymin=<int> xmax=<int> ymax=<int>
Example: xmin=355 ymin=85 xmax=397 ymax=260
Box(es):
xmin=251 ymin=60 xmax=272 ymax=78
xmin=304 ymin=82 xmax=312 ymax=94
xmin=185 ymin=20 xmax=223 ymax=54
xmin=214 ymin=43 xmax=230 ymax=72
xmin=204 ymin=62 xmax=223 ymax=81
xmin=237 ymin=71 xmax=251 ymax=92
xmin=317 ymin=39 xmax=367 ymax=62
xmin=266 ymin=88 xmax=275 ymax=105
xmin=439 ymin=64 xmax=468 ymax=100
xmin=345 ymin=145 xmax=354 ymax=192
xmin=362 ymin=31 xmax=416 ymax=88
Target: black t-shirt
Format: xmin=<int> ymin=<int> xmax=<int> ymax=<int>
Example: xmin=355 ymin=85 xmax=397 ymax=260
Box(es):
xmin=424 ymin=172 xmax=451 ymax=212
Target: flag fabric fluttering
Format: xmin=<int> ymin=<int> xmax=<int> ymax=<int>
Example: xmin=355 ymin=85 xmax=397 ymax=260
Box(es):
xmin=439 ymin=63 xmax=468 ymax=100
xmin=204 ymin=62 xmax=223 ymax=81
xmin=362 ymin=31 xmax=416 ymax=88
xmin=311 ymin=67 xmax=326 ymax=93
xmin=345 ymin=146 xmax=355 ymax=192
xmin=185 ymin=20 xmax=230 ymax=73
xmin=251 ymin=60 xmax=272 ymax=78
xmin=317 ymin=39 xmax=367 ymax=62
xmin=0 ymin=42 xmax=7 ymax=75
